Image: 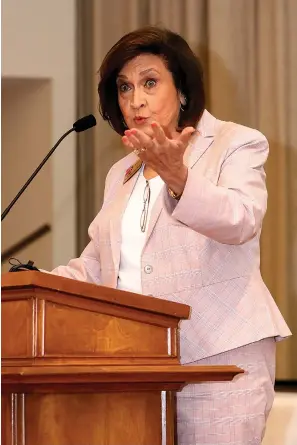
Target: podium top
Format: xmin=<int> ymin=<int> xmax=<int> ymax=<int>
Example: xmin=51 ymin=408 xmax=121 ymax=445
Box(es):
xmin=2 ymin=271 xmax=190 ymax=320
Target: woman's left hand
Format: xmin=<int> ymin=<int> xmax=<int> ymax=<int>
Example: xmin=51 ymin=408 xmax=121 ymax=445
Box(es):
xmin=122 ymin=121 xmax=196 ymax=196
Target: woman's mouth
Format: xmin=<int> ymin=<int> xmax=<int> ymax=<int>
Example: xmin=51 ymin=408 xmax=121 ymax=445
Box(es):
xmin=133 ymin=117 xmax=148 ymax=125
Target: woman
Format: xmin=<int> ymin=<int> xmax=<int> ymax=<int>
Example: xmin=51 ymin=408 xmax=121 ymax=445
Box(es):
xmin=52 ymin=27 xmax=291 ymax=444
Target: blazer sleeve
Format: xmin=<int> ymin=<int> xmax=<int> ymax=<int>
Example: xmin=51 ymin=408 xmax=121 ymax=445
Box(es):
xmin=50 ymin=165 xmax=116 ymax=283
xmin=50 ymin=223 xmax=102 ymax=284
xmin=164 ymin=131 xmax=269 ymax=245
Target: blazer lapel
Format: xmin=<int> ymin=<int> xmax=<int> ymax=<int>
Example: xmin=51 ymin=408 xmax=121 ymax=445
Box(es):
xmin=109 ymin=154 xmax=142 ymax=273
xmin=187 ymin=135 xmax=214 ymax=168
xmin=187 ymin=109 xmax=217 ymax=168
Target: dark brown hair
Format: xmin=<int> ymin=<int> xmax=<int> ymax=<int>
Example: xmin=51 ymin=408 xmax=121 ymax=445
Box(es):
xmin=98 ymin=26 xmax=205 ymax=135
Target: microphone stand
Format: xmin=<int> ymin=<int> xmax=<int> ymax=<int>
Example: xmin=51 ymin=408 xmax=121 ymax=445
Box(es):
xmin=1 ymin=128 xmax=74 ymax=222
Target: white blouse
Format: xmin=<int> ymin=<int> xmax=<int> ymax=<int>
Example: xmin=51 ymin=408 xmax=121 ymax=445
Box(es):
xmin=117 ymin=166 xmax=164 ymax=293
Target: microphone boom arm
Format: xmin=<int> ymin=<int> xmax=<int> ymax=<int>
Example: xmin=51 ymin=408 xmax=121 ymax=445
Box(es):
xmin=1 ymin=128 xmax=74 ymax=221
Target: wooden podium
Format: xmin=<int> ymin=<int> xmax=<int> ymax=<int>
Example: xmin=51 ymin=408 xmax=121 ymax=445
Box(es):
xmin=1 ymin=272 xmax=243 ymax=445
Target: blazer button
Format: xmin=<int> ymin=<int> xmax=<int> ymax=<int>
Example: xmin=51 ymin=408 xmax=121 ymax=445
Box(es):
xmin=144 ymin=265 xmax=153 ymax=274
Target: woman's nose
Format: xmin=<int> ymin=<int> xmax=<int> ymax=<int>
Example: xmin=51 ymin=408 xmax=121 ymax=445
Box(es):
xmin=131 ymin=89 xmax=145 ymax=109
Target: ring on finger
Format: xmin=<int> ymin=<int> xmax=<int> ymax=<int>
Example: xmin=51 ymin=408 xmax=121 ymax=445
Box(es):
xmin=133 ymin=148 xmax=140 ymax=155
xmin=140 ymin=148 xmax=147 ymax=152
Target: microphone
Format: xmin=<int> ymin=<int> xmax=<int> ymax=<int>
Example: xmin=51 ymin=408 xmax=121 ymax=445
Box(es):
xmin=1 ymin=114 xmax=96 ymax=222
xmin=73 ymin=114 xmax=96 ymax=133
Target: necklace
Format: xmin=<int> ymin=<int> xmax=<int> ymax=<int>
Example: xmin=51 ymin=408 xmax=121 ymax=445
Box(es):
xmin=140 ymin=179 xmax=151 ymax=232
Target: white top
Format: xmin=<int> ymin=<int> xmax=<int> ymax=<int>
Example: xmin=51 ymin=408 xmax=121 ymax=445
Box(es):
xmin=117 ymin=166 xmax=164 ymax=293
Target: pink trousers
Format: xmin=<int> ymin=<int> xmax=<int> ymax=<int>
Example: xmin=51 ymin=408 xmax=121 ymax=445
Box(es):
xmin=177 ymin=338 xmax=276 ymax=445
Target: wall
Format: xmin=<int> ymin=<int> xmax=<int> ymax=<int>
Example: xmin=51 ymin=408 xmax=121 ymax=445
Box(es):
xmin=1 ymin=79 xmax=53 ymax=271
xmin=2 ymin=0 xmax=76 ymax=268
xmin=263 ymin=392 xmax=297 ymax=445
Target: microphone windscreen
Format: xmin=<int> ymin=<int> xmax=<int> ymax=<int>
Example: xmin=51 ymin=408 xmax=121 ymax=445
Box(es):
xmin=73 ymin=114 xmax=97 ymax=133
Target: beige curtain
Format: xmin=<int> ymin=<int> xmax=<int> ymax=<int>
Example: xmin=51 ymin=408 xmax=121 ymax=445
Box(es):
xmin=77 ymin=0 xmax=297 ymax=380
xmin=206 ymin=0 xmax=297 ymax=380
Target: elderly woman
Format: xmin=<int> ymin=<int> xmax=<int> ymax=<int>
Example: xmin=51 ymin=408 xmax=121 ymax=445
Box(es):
xmin=52 ymin=27 xmax=291 ymax=444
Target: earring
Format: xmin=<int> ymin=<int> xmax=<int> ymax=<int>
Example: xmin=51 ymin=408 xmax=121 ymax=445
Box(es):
xmin=122 ymin=118 xmax=128 ymax=129
xmin=180 ymin=94 xmax=187 ymax=112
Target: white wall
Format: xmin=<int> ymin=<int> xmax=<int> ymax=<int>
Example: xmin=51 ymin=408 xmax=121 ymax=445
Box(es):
xmin=2 ymin=0 xmax=76 ymax=266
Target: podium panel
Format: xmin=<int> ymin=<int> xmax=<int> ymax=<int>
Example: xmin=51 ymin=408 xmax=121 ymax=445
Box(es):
xmin=1 ymin=272 xmax=243 ymax=445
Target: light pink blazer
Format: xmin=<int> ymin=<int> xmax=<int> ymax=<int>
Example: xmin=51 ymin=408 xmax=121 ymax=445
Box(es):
xmin=52 ymin=110 xmax=291 ymax=363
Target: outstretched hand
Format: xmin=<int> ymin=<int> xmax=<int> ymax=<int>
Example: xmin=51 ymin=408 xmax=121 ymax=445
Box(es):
xmin=122 ymin=121 xmax=196 ymax=195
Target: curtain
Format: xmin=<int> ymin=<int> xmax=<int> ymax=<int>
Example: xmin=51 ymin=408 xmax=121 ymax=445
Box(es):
xmin=76 ymin=0 xmax=297 ymax=380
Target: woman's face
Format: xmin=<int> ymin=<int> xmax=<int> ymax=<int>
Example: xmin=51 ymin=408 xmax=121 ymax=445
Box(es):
xmin=117 ymin=54 xmax=180 ymax=136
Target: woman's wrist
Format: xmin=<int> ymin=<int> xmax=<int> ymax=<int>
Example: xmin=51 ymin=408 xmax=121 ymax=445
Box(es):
xmin=165 ymin=165 xmax=188 ymax=198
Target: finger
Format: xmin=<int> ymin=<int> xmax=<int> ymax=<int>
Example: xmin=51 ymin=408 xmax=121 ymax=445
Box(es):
xmin=162 ymin=125 xmax=173 ymax=139
xmin=137 ymin=149 xmax=149 ymax=159
xmin=122 ymin=135 xmax=134 ymax=150
xmin=178 ymin=127 xmax=196 ymax=145
xmin=130 ymin=128 xmax=154 ymax=149
xmin=175 ymin=140 xmax=188 ymax=154
xmin=151 ymin=122 xmax=167 ymax=144
xmin=124 ymin=130 xmax=142 ymax=149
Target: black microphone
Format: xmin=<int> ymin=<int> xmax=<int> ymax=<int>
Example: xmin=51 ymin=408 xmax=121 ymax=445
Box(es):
xmin=1 ymin=114 xmax=96 ymax=222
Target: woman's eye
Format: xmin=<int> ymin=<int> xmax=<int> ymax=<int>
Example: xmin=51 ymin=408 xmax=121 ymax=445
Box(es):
xmin=119 ymin=83 xmax=130 ymax=93
xmin=145 ymin=79 xmax=157 ymax=88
